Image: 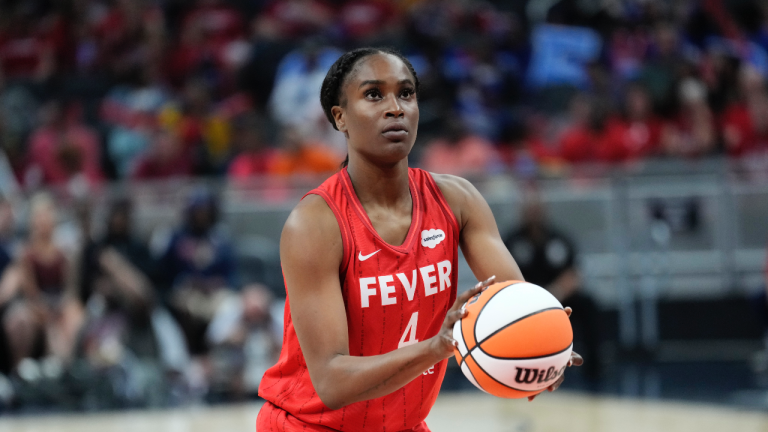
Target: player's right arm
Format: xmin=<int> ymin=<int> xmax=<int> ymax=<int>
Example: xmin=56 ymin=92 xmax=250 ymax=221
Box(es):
xmin=281 ymin=195 xmax=488 ymax=410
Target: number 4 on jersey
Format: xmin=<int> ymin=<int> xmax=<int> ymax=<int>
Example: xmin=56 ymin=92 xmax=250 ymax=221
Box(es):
xmin=398 ymin=312 xmax=419 ymax=348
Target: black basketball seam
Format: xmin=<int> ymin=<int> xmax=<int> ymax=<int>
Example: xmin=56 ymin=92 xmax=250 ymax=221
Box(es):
xmin=472 ymin=281 xmax=520 ymax=349
xmin=466 ymin=347 xmax=540 ymax=393
xmin=460 ymin=351 xmax=484 ymax=392
xmin=459 ymin=317 xmax=470 ymax=367
xmin=477 ymin=342 xmax=573 ymax=361
xmin=477 ymin=306 xmax=565 ymax=346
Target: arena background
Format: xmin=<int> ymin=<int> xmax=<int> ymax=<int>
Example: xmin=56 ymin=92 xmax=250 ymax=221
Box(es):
xmin=0 ymin=0 xmax=767 ymax=430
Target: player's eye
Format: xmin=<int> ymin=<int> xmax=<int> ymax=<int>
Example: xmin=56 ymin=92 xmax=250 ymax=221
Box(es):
xmin=400 ymin=88 xmax=415 ymax=99
xmin=364 ymin=88 xmax=382 ymax=99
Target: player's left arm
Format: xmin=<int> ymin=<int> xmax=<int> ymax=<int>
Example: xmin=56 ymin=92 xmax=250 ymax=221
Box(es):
xmin=433 ymin=173 xmax=583 ymax=399
xmin=432 ymin=173 xmax=522 ymax=283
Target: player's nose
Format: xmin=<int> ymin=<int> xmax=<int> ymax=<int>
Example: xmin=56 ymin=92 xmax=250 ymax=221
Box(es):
xmin=384 ymin=94 xmax=404 ymax=118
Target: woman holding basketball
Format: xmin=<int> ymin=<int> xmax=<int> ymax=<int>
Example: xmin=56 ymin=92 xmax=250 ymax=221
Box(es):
xmin=257 ymin=47 xmax=582 ymax=431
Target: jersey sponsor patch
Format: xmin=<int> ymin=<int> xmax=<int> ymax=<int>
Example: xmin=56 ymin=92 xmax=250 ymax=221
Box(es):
xmin=421 ymin=229 xmax=445 ymax=249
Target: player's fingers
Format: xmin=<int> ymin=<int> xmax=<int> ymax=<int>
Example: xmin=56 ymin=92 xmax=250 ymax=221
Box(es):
xmin=449 ymin=284 xmax=481 ymax=312
xmin=528 ymin=394 xmax=537 ymax=402
xmin=444 ymin=309 xmax=466 ymax=328
xmin=479 ymin=275 xmax=496 ymax=290
xmin=442 ymin=334 xmax=457 ymax=348
xmin=569 ymin=351 xmax=584 ymax=367
xmin=549 ymin=375 xmax=565 ymax=392
xmin=564 ymin=307 xmax=572 ymax=317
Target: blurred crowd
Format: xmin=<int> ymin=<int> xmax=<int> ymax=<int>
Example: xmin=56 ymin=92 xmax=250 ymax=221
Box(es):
xmin=0 ymin=0 xmax=767 ymax=199
xmin=0 ymin=189 xmax=283 ymax=410
xmin=0 ymin=0 xmax=765 ymax=411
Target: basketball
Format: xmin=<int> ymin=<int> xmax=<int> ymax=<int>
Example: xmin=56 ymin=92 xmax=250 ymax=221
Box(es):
xmin=452 ymin=280 xmax=573 ymax=399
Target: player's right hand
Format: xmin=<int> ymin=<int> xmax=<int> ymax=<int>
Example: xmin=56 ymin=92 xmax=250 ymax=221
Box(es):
xmin=429 ymin=275 xmax=496 ymax=359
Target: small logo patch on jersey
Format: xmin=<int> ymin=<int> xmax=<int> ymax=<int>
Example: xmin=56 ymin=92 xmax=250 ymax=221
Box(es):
xmin=358 ymin=250 xmax=381 ymax=261
xmin=421 ymin=229 xmax=445 ymax=249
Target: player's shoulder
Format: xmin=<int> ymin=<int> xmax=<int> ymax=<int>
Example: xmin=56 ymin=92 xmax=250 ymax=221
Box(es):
xmin=426 ymin=172 xmax=485 ymax=228
xmin=428 ymin=172 xmax=483 ymax=207
xmin=428 ymin=172 xmax=477 ymax=194
xmin=282 ymin=194 xmax=342 ymax=250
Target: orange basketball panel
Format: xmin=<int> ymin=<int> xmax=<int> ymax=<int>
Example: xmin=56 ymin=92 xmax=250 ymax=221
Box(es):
xmin=453 ymin=348 xmax=463 ymax=366
xmin=479 ymin=309 xmax=573 ymax=358
xmin=464 ymin=353 xmax=544 ymax=399
xmin=461 ymin=280 xmax=523 ymax=351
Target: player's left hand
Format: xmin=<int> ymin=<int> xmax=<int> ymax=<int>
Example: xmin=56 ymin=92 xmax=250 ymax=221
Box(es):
xmin=528 ymin=307 xmax=584 ymax=402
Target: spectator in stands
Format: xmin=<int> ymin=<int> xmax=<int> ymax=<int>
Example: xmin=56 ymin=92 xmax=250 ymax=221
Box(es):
xmin=227 ymin=112 xmax=274 ymax=180
xmin=76 ymin=197 xmax=193 ymax=406
xmin=338 ymin=0 xmax=401 ymax=44
xmin=97 ymin=0 xmax=165 ymax=83
xmin=420 ymin=118 xmax=500 ymax=176
xmin=0 ymin=194 xmax=83 ymax=372
xmin=131 ymin=127 xmax=194 ymax=180
xmin=558 ymin=94 xmax=627 ymax=163
xmin=268 ymin=41 xmax=344 ymax=152
xmin=79 ymin=199 xmax=156 ymax=387
xmin=503 ymin=189 xmax=600 ymax=380
xmin=639 ymin=22 xmax=689 ymax=116
xmin=158 ymin=188 xmax=237 ymax=358
xmin=268 ymin=126 xmax=339 ymax=177
xmin=612 ymin=82 xmax=664 ymax=160
xmin=174 ymin=78 xmax=235 ymax=174
xmin=0 ymin=5 xmax=58 ymax=81
xmin=260 ymin=0 xmax=334 ymax=39
xmin=660 ymin=77 xmax=718 ymax=158
xmin=26 ymin=100 xmax=103 ymax=190
xmin=205 ymin=283 xmax=281 ymax=399
xmin=496 ymin=116 xmax=561 ymax=177
xmin=721 ymin=66 xmax=768 ymax=157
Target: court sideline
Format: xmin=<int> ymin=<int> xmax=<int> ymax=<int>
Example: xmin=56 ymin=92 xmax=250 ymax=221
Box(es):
xmin=0 ymin=391 xmax=766 ymax=432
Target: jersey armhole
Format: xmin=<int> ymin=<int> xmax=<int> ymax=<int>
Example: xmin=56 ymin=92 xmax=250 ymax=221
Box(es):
xmin=423 ymin=171 xmax=461 ymax=240
xmin=302 ymin=190 xmax=352 ymax=277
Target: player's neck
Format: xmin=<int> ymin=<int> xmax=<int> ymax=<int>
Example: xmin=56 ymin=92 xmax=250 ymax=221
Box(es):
xmin=346 ymin=158 xmax=410 ymax=208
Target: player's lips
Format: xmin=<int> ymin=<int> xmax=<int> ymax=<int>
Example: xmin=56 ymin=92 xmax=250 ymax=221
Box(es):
xmin=381 ymin=122 xmax=409 ymax=140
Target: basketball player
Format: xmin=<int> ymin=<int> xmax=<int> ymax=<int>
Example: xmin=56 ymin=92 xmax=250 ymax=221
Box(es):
xmin=257 ymin=47 xmax=583 ymax=431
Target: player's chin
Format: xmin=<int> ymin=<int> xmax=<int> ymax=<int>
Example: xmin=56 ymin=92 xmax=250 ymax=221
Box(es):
xmin=373 ymin=140 xmax=414 ymax=163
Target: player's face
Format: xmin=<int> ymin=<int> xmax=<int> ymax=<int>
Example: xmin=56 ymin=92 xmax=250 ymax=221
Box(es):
xmin=334 ymin=53 xmax=419 ymax=165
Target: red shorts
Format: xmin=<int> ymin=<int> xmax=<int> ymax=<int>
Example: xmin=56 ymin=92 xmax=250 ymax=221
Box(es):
xmin=257 ymin=401 xmax=432 ymax=432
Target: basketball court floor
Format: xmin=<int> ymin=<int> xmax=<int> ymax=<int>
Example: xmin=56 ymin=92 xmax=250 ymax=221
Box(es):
xmin=0 ymin=391 xmax=766 ymax=432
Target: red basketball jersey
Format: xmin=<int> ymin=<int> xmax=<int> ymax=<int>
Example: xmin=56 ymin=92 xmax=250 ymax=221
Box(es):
xmin=258 ymin=167 xmax=459 ymax=431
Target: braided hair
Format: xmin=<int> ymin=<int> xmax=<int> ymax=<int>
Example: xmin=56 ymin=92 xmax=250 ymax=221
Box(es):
xmin=320 ymin=47 xmax=420 ymax=168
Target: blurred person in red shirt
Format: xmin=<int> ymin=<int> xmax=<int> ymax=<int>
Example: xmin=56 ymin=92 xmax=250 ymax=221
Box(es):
xmin=260 ymin=0 xmax=333 ymax=39
xmin=181 ymin=0 xmax=244 ymax=50
xmin=227 ymin=112 xmax=275 ymax=180
xmin=268 ymin=126 xmax=339 ymax=177
xmin=0 ymin=5 xmax=62 ymax=81
xmin=610 ymin=83 xmax=663 ymax=160
xmin=721 ymin=66 xmax=768 ymax=157
xmin=660 ymin=77 xmax=718 ymax=158
xmin=169 ymin=0 xmax=248 ymax=90
xmin=131 ymin=127 xmax=193 ymax=180
xmin=338 ymin=0 xmax=401 ymax=43
xmin=26 ymin=100 xmax=103 ymax=190
xmin=95 ymin=0 xmax=165 ymax=81
xmin=420 ymin=117 xmax=500 ymax=175
xmin=558 ymin=94 xmax=627 ymax=163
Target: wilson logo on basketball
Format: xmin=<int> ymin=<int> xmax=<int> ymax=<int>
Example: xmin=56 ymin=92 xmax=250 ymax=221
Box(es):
xmin=514 ymin=366 xmax=566 ymax=385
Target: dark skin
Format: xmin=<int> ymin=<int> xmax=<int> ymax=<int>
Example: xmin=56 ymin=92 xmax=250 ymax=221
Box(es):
xmin=280 ymin=53 xmax=582 ymax=410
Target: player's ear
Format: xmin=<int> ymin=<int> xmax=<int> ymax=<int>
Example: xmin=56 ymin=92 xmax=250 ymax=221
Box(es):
xmin=332 ymin=106 xmax=346 ymax=133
